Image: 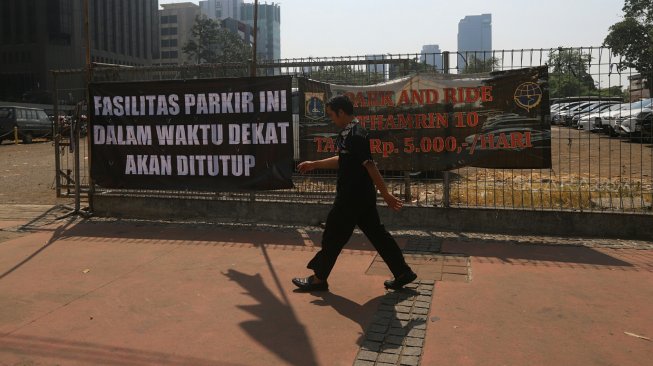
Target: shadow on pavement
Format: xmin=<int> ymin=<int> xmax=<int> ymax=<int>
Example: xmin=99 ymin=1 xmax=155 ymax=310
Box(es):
xmin=0 ymin=216 xmax=78 ymax=281
xmin=443 ymin=240 xmax=644 ymax=269
xmin=56 ymin=220 xmax=376 ymax=252
xmin=223 ymin=269 xmax=319 ymax=366
xmin=309 ymin=292 xmax=383 ymax=344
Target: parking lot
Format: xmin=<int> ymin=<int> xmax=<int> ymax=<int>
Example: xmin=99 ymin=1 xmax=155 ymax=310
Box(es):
xmin=0 ymin=140 xmax=67 ymax=205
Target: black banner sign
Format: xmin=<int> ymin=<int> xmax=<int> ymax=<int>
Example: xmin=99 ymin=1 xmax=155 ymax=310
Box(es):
xmin=299 ymin=67 xmax=551 ymax=170
xmin=89 ymin=76 xmax=294 ymax=191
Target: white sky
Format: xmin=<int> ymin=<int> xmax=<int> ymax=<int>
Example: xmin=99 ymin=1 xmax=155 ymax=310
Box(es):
xmin=159 ymin=0 xmax=626 ymax=59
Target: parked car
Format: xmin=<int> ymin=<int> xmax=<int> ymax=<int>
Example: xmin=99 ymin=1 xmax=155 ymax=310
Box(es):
xmin=577 ymin=104 xmax=624 ymax=131
xmin=557 ymin=102 xmax=594 ymax=126
xmin=551 ymin=102 xmax=585 ymax=125
xmin=633 ymin=111 xmax=653 ymax=142
xmin=599 ymin=100 xmax=651 ymax=137
xmin=0 ymin=106 xmax=52 ymax=143
xmin=616 ymin=98 xmax=653 ymax=138
xmin=570 ymin=102 xmax=618 ymax=128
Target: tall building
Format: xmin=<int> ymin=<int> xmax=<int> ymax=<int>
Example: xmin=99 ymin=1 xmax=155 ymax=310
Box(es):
xmin=221 ymin=18 xmax=253 ymax=45
xmin=199 ymin=0 xmax=243 ymax=21
xmin=420 ymin=44 xmax=443 ymax=71
xmin=0 ymin=0 xmax=159 ymax=103
xmin=241 ymin=2 xmax=280 ymax=61
xmin=628 ymin=74 xmax=651 ymax=102
xmin=457 ymin=14 xmax=492 ymax=70
xmin=158 ymin=2 xmax=201 ymax=65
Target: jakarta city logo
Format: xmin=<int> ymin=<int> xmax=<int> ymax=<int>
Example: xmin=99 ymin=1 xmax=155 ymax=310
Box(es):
xmin=305 ymin=92 xmax=325 ymax=120
xmin=513 ymin=82 xmax=543 ymax=112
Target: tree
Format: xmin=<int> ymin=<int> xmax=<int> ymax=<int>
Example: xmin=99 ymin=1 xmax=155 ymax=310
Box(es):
xmin=308 ymin=65 xmax=384 ymax=85
xmin=461 ymin=55 xmax=499 ymax=74
xmin=547 ymin=49 xmax=597 ymax=98
xmin=603 ymin=0 xmax=653 ymax=94
xmin=596 ymin=85 xmax=627 ymax=101
xmin=182 ymin=16 xmax=252 ymax=65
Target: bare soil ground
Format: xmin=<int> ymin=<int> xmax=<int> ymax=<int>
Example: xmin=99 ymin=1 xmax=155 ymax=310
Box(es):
xmin=0 ymin=139 xmax=73 ymax=205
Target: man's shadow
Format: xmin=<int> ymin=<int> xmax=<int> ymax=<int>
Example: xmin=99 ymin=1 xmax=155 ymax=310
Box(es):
xmin=307 ymin=288 xmax=424 ymax=350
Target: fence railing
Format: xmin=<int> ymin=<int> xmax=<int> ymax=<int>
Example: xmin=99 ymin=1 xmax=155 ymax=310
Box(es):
xmin=52 ymin=48 xmax=653 ymax=214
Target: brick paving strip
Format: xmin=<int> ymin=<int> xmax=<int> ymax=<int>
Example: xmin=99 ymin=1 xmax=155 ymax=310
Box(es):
xmin=353 ymin=280 xmax=434 ymax=366
xmin=353 ymin=236 xmax=447 ymax=366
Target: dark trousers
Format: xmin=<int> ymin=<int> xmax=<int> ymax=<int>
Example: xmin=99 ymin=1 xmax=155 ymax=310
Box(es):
xmin=307 ymin=200 xmax=411 ymax=281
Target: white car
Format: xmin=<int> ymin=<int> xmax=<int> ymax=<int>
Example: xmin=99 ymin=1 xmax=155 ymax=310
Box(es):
xmin=551 ymin=102 xmax=585 ymax=125
xmin=600 ymin=101 xmax=649 ymax=136
xmin=617 ymin=98 xmax=653 ymax=137
xmin=577 ymin=104 xmax=624 ymax=131
xmin=571 ymin=102 xmax=618 ymax=128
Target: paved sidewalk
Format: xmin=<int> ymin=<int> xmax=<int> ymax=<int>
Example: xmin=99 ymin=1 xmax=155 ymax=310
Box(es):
xmin=0 ymin=205 xmax=651 ymax=366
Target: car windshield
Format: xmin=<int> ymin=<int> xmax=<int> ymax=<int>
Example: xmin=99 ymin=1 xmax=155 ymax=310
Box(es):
xmin=578 ymin=104 xmax=603 ymax=113
xmin=623 ymin=99 xmax=652 ymax=111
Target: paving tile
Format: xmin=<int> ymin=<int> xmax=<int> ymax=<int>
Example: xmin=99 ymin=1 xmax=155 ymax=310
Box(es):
xmin=407 ymin=328 xmax=426 ymax=338
xmin=377 ymin=353 xmax=399 ymax=364
xmin=416 ymin=295 xmax=432 ymax=302
xmin=389 ymin=327 xmax=407 ymax=336
xmin=413 ymin=307 xmax=429 ymax=315
xmin=353 ymin=360 xmax=375 ymax=366
xmin=357 ymin=350 xmax=378 ymax=361
xmin=380 ymin=346 xmax=401 ymax=354
xmin=399 ymin=355 xmax=420 ymax=366
xmin=404 ymin=337 xmax=424 ymax=347
xmin=366 ymin=332 xmax=385 ymax=342
xmin=396 ymin=312 xmax=411 ymax=320
xmin=385 ymin=335 xmax=405 ymax=345
xmin=361 ymin=340 xmax=382 ymax=352
xmin=402 ymin=346 xmax=422 ymax=356
xmin=395 ymin=305 xmax=412 ymax=313
xmin=369 ymin=324 xmax=388 ymax=333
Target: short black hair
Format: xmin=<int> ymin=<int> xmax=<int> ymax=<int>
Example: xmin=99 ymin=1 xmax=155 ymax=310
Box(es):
xmin=326 ymin=94 xmax=354 ymax=115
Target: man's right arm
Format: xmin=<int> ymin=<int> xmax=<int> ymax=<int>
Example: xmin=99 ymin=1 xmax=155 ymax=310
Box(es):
xmin=297 ymin=156 xmax=339 ymax=173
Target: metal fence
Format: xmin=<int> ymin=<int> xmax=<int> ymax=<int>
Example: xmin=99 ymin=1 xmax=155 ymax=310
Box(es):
xmin=52 ymin=47 xmax=653 ymax=214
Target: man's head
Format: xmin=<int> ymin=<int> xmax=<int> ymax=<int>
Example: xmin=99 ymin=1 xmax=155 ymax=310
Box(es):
xmin=325 ymin=95 xmax=354 ymax=127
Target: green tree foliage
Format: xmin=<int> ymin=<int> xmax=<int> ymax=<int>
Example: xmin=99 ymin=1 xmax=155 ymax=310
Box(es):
xmin=461 ymin=55 xmax=499 ymax=74
xmin=182 ymin=16 xmax=252 ymax=65
xmin=596 ymin=85 xmax=627 ymax=100
xmin=547 ymin=49 xmax=597 ymax=98
xmin=308 ymin=65 xmax=386 ymax=85
xmin=603 ymin=0 xmax=653 ymax=92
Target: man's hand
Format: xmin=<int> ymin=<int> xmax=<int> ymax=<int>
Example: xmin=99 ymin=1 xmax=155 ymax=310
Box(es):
xmin=382 ymin=192 xmax=403 ymax=212
xmin=297 ymin=161 xmax=315 ymax=174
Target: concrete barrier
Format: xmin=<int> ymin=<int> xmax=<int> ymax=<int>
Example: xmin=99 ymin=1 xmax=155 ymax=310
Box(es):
xmin=92 ymin=195 xmax=653 ymax=240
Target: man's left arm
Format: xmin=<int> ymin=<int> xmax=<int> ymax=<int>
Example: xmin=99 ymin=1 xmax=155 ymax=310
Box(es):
xmin=364 ymin=161 xmax=403 ymax=211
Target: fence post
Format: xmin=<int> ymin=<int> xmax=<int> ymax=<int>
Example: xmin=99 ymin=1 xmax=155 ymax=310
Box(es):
xmin=53 ymin=71 xmax=62 ymax=197
xmin=404 ymin=171 xmax=411 ymax=202
xmin=441 ymin=51 xmax=451 ymax=207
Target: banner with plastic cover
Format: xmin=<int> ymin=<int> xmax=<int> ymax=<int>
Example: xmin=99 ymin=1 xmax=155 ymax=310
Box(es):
xmin=298 ymin=66 xmax=551 ymax=171
xmin=89 ymin=76 xmax=294 ymax=191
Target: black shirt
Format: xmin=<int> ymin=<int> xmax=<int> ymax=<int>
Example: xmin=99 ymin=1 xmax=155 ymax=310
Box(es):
xmin=335 ymin=119 xmax=376 ymax=203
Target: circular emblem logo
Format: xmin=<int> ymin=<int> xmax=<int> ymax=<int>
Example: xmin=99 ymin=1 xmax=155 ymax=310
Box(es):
xmin=514 ymin=82 xmax=543 ymax=112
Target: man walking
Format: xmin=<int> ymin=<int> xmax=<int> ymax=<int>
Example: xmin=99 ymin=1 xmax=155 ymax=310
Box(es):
xmin=292 ymin=95 xmax=416 ymax=292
